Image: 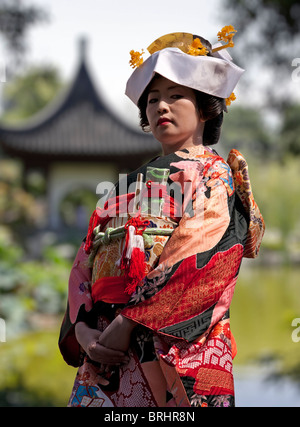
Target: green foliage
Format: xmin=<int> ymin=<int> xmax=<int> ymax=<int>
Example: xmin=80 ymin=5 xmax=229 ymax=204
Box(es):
xmin=221 ymin=102 xmax=300 ymax=159
xmin=0 ymin=330 xmax=75 ymax=406
xmin=0 ymin=159 xmax=45 ymax=226
xmin=231 ymin=265 xmax=300 ymax=374
xmin=222 ymin=0 xmax=300 ymax=64
xmin=59 ymin=188 xmax=99 ymax=228
xmin=221 ymin=0 xmax=300 ymax=109
xmin=245 ymin=156 xmax=300 ymax=256
xmin=0 ymin=226 xmax=72 ymax=338
xmin=1 ymin=65 xmax=63 ymax=124
xmin=280 ymin=104 xmax=300 ymax=156
xmin=221 ymin=106 xmax=272 ymax=157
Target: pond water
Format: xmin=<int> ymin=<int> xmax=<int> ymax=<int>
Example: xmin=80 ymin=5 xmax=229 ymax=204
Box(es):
xmin=231 ymin=263 xmax=300 ymax=407
xmin=230 ymin=264 xmax=300 ymax=363
xmin=234 ymin=365 xmax=300 ymax=407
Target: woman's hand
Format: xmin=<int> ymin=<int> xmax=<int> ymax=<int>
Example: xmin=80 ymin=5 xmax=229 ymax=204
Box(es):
xmin=75 ymin=321 xmax=129 ymax=366
xmin=98 ymin=315 xmax=137 ymax=353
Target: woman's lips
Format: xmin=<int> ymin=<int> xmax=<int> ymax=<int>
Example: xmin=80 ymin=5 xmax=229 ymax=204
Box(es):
xmin=157 ymin=117 xmax=172 ymax=126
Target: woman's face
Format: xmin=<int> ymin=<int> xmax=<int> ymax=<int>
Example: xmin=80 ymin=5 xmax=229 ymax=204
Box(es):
xmin=145 ymin=75 xmax=205 ymax=155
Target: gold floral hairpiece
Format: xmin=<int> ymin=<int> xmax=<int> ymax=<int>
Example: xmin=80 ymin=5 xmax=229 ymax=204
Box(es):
xmin=212 ymin=25 xmax=237 ymax=53
xmin=129 ymin=26 xmax=237 ymax=69
xmin=187 ymin=38 xmax=209 ymax=56
xmin=129 ymin=49 xmax=145 ymax=69
xmin=225 ymin=92 xmax=236 ymax=106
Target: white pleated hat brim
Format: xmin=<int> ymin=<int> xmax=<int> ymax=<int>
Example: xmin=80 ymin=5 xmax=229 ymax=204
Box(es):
xmin=125 ymin=46 xmax=244 ymax=105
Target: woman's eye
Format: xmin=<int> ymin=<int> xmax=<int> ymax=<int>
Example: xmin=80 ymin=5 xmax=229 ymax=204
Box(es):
xmin=171 ymin=94 xmax=183 ymax=99
xmin=148 ymin=98 xmax=157 ymax=104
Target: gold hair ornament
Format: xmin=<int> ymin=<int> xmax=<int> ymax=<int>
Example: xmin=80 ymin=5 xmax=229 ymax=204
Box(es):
xmin=129 ymin=26 xmax=237 ymax=68
xmin=212 ymin=25 xmax=237 ymax=53
xmin=225 ymin=92 xmax=236 ymax=106
xmin=187 ymin=38 xmax=209 ymax=56
xmin=129 ymin=49 xmax=145 ymax=69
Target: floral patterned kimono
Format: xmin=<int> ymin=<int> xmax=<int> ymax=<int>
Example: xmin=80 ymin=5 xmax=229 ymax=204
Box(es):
xmin=59 ymin=145 xmax=264 ymax=407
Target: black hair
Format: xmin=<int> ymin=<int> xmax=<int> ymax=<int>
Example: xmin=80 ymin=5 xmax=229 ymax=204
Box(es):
xmin=137 ymin=35 xmax=225 ymax=146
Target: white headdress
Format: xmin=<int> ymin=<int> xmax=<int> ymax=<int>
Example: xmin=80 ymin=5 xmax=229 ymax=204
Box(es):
xmin=125 ymin=28 xmax=244 ymax=107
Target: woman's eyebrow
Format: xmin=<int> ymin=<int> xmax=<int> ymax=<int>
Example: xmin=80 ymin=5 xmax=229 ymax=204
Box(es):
xmin=148 ymin=85 xmax=181 ymax=94
xmin=168 ymin=85 xmax=181 ymax=90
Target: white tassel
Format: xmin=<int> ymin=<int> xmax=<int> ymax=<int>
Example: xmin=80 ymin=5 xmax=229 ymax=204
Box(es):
xmin=125 ymin=225 xmax=144 ymax=259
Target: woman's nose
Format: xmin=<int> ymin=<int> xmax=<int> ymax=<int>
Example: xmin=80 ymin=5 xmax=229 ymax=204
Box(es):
xmin=157 ymin=100 xmax=169 ymax=114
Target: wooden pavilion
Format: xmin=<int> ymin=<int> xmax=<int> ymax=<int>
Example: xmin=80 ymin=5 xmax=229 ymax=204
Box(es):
xmin=0 ymin=39 xmax=160 ymax=229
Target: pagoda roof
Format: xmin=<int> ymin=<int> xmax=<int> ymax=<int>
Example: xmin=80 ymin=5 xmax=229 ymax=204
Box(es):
xmin=0 ymin=39 xmax=160 ymax=163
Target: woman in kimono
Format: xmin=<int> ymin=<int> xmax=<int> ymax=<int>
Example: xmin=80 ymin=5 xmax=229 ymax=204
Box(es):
xmin=59 ymin=29 xmax=265 ymax=407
